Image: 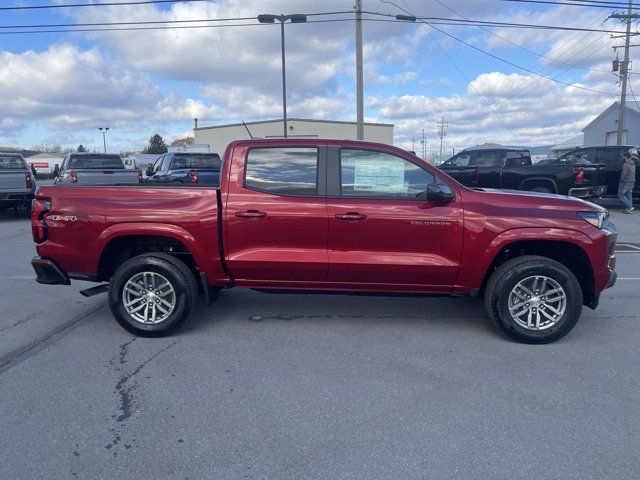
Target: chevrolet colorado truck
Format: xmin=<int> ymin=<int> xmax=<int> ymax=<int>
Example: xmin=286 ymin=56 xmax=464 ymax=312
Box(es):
xmin=0 ymin=153 xmax=36 ymax=216
xmin=55 ymin=153 xmax=142 ymax=185
xmin=30 ymin=139 xmax=617 ymax=344
xmin=440 ymin=146 xmax=607 ymax=198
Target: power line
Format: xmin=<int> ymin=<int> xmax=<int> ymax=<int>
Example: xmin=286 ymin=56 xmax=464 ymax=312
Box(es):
xmin=502 ymin=0 xmax=640 ymax=9
xmin=0 ymin=0 xmax=206 ymax=10
xmin=0 ymin=11 xmax=353 ymax=30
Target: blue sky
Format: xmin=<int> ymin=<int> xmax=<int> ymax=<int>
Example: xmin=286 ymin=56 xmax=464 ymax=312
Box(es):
xmin=0 ymin=0 xmax=630 ymax=154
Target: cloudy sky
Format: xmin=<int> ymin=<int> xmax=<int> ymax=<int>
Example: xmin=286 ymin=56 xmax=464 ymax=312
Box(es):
xmin=0 ymin=0 xmax=634 ymax=154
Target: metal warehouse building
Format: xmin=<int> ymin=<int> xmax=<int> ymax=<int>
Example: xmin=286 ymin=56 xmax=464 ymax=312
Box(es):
xmin=194 ymin=118 xmax=394 ymax=156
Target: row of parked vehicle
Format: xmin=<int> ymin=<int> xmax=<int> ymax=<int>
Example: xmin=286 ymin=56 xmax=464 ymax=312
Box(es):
xmin=53 ymin=151 xmax=222 ymax=186
xmin=439 ymin=144 xmax=639 ymax=201
xmin=1 ymin=144 xmax=637 ymax=219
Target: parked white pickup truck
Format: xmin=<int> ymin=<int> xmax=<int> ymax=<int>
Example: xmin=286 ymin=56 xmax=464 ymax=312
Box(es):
xmin=55 ymin=153 xmax=142 ymax=185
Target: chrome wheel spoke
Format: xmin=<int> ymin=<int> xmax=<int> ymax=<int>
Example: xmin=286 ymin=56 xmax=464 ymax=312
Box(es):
xmin=508 ymin=275 xmax=566 ymax=331
xmin=122 ymin=271 xmax=176 ymax=325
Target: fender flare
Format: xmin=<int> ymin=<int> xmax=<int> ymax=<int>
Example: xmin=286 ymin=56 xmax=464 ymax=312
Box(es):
xmin=95 ymin=222 xmax=208 ymax=272
xmin=456 ymin=227 xmax=594 ymax=291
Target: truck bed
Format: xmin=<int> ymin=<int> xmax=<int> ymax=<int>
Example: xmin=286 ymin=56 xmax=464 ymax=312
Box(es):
xmin=33 ymin=185 xmax=227 ymax=284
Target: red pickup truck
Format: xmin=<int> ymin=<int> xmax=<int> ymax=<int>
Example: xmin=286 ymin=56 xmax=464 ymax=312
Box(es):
xmin=30 ymin=139 xmax=618 ymax=343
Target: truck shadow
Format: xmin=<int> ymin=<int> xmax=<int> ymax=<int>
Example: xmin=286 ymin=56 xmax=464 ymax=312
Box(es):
xmin=0 ymin=208 xmax=30 ymax=223
xmin=183 ymin=289 xmax=499 ymax=340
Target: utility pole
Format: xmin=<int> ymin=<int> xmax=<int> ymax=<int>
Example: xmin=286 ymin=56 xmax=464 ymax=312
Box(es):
xmin=420 ymin=128 xmax=426 ymax=159
xmin=355 ymin=0 xmax=364 ymax=140
xmin=612 ymin=1 xmax=634 ymax=145
xmin=411 ymin=136 xmax=415 ymax=152
xmin=436 ymin=116 xmax=448 ymax=159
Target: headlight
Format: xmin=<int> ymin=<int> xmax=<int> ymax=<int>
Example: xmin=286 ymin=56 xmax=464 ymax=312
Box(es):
xmin=577 ymin=210 xmax=609 ymax=229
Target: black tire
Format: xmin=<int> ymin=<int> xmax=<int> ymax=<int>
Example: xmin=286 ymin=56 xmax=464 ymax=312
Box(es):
xmin=484 ymin=255 xmax=583 ymax=344
xmin=108 ymin=253 xmax=198 ymax=337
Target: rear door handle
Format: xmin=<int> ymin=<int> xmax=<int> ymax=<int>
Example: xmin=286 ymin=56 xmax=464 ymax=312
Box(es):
xmin=335 ymin=212 xmax=367 ymax=221
xmin=235 ymin=210 xmax=267 ymax=218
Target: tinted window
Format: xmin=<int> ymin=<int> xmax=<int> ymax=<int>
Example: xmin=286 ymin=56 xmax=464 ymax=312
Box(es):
xmin=596 ymin=148 xmax=621 ymax=167
xmin=472 ymin=151 xmax=502 ymax=167
xmin=505 ymin=151 xmax=532 ymax=166
xmin=68 ymin=155 xmax=123 ymax=169
xmin=245 ymin=147 xmax=317 ymax=196
xmin=340 ymin=149 xmax=434 ymax=198
xmin=0 ymin=155 xmax=27 ymax=169
xmin=447 ymin=152 xmax=472 ymax=166
xmin=171 ymin=154 xmax=221 ymax=170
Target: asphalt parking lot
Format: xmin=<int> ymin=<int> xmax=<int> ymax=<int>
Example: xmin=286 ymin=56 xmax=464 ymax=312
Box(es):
xmin=0 ymin=197 xmax=639 ymax=479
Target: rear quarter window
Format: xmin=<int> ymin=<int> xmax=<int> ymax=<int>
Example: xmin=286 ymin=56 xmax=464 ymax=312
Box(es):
xmin=245 ymin=147 xmax=318 ymax=196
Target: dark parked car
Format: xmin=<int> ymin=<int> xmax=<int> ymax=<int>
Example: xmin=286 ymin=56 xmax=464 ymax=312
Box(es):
xmin=0 ymin=153 xmax=36 ymax=216
xmin=144 ymin=152 xmax=221 ymax=186
xmin=440 ymin=146 xmax=606 ymax=198
xmin=556 ymin=146 xmax=640 ymax=199
xmin=55 ymin=153 xmax=141 ymax=185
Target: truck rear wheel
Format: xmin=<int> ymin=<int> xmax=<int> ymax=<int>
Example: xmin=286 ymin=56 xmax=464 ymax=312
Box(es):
xmin=108 ymin=253 xmax=198 ymax=337
xmin=484 ymin=255 xmax=583 ymax=344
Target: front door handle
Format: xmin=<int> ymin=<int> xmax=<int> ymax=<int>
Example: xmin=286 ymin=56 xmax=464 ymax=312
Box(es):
xmin=335 ymin=212 xmax=367 ymax=221
xmin=235 ymin=210 xmax=267 ymax=218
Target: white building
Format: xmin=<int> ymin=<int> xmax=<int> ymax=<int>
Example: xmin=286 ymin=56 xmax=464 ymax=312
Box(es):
xmin=582 ymin=101 xmax=640 ymax=147
xmin=194 ymin=118 xmax=394 ymax=155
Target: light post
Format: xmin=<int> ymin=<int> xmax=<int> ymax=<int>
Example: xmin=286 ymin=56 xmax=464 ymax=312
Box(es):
xmin=98 ymin=127 xmax=110 ymax=153
xmin=257 ymin=13 xmax=307 ymax=138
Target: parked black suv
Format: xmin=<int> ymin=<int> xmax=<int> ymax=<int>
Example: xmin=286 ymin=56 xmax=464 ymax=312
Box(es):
xmin=440 ymin=145 xmax=607 ymax=198
xmin=555 ymin=146 xmax=639 ymax=199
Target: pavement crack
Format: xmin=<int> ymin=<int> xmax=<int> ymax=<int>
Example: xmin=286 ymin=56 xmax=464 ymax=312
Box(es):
xmin=107 ymin=338 xmax=180 ymax=456
xmin=0 ymin=312 xmax=39 ymax=334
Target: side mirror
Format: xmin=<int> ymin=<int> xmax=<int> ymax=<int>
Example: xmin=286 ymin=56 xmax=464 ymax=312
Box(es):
xmin=425 ymin=183 xmax=455 ymax=203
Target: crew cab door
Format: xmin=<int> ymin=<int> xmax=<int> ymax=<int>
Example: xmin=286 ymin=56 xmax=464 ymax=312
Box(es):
xmin=472 ymin=150 xmax=503 ymax=188
xmin=224 ymin=145 xmax=329 ymax=283
xmin=439 ymin=151 xmax=477 ymax=186
xmin=326 ymin=147 xmax=463 ymax=291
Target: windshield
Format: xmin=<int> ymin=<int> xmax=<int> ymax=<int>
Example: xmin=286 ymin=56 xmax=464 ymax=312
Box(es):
xmin=68 ymin=155 xmax=124 ymax=169
xmin=0 ymin=155 xmax=27 ymax=169
xmin=171 ymin=154 xmax=221 ymax=170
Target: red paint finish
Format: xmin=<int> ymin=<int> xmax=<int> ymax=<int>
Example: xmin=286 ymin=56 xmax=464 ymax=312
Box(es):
xmin=32 ymin=138 xmax=616 ymax=302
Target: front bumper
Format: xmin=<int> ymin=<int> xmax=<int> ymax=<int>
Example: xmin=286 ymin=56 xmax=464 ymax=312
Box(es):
xmin=568 ymin=185 xmax=607 ymax=198
xmin=31 ymin=257 xmax=70 ymax=285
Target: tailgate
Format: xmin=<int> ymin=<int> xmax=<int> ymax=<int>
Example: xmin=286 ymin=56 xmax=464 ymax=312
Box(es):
xmin=580 ymin=163 xmax=607 ymax=186
xmin=0 ymin=170 xmax=29 ymax=192
xmin=76 ymin=169 xmax=140 ymax=185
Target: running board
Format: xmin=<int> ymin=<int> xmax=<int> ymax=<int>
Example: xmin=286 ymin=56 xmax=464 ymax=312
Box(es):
xmin=79 ymin=284 xmax=109 ymax=297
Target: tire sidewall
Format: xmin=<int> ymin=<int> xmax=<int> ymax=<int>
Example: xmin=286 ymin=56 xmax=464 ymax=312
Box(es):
xmin=109 ymin=256 xmax=191 ymax=336
xmin=494 ymin=261 xmax=582 ymax=343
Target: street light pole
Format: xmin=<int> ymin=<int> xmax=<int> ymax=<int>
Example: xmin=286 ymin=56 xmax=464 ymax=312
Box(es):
xmin=98 ymin=127 xmax=109 ymax=153
xmin=258 ymin=13 xmax=307 ymax=139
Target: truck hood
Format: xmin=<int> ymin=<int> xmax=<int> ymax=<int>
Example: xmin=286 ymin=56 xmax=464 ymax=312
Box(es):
xmin=466 ymin=187 xmax=604 ymax=212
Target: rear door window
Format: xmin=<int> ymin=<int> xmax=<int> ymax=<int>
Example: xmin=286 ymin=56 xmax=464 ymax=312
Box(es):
xmin=472 ymin=151 xmax=502 ymax=167
xmin=245 ymin=147 xmax=318 ymax=196
xmin=595 ymin=148 xmax=621 ymax=167
xmin=505 ymin=151 xmax=532 ymax=166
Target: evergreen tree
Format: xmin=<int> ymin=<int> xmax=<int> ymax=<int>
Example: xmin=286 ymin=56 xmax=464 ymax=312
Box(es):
xmin=143 ymin=134 xmax=169 ymax=154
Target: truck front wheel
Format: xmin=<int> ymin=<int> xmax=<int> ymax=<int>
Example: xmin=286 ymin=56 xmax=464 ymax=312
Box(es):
xmin=108 ymin=253 xmax=198 ymax=336
xmin=484 ymin=255 xmax=583 ymax=344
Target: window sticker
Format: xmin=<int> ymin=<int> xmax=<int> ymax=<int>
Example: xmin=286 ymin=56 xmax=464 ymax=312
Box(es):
xmin=353 ymin=158 xmax=406 ymax=192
